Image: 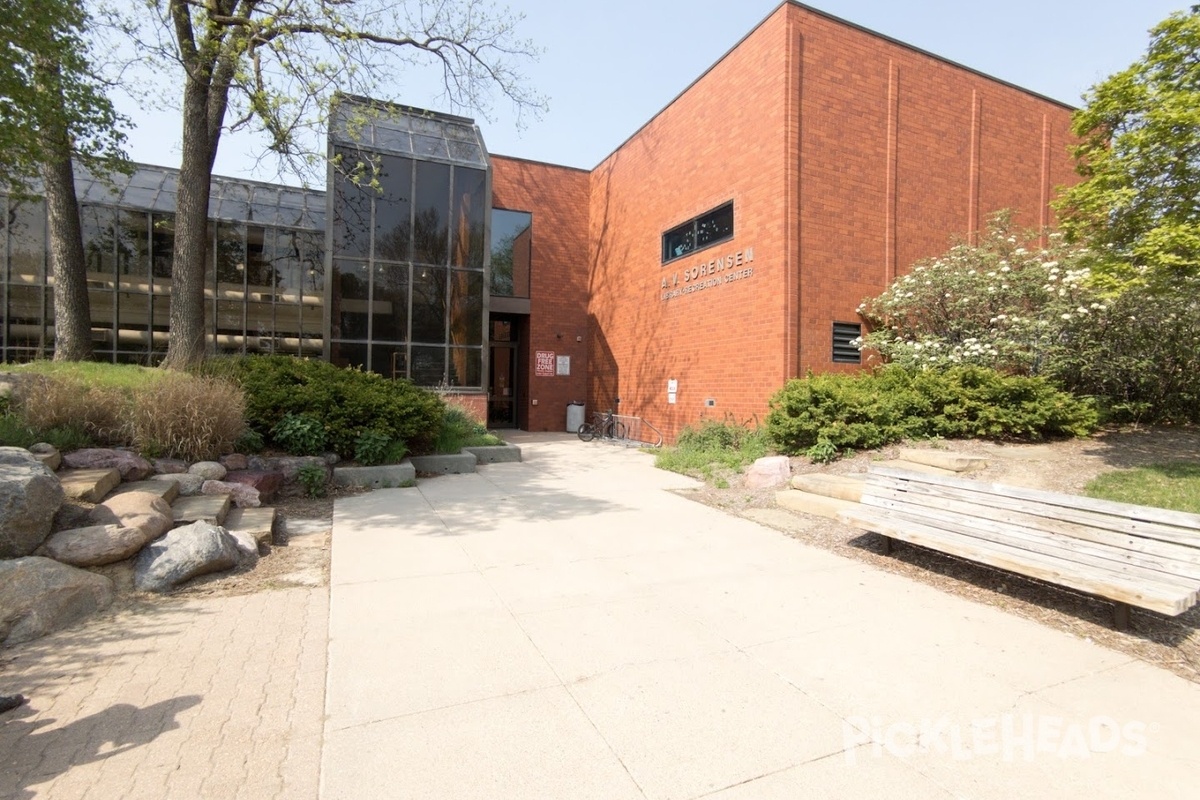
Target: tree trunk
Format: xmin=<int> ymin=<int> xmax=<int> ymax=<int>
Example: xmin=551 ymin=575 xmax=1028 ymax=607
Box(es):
xmin=161 ymin=76 xmax=218 ymax=371
xmin=37 ymin=64 xmax=92 ymax=362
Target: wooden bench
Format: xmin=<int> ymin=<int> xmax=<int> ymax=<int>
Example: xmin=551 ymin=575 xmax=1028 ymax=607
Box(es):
xmin=838 ymin=466 xmax=1200 ymax=629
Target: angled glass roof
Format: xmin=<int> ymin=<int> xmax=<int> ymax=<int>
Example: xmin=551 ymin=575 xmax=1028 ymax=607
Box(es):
xmin=330 ymin=96 xmax=489 ymax=169
xmin=72 ymin=163 xmax=326 ymax=231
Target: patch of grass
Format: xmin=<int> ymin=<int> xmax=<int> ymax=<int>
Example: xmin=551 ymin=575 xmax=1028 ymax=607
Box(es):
xmin=8 ymin=360 xmax=169 ymax=390
xmin=1084 ymin=462 xmax=1200 ymax=515
xmin=655 ymin=419 xmax=770 ymax=482
xmin=434 ymin=405 xmax=501 ymax=453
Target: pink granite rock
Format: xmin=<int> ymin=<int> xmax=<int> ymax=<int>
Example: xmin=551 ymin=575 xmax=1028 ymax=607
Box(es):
xmin=63 ymin=448 xmax=152 ymax=481
xmin=744 ymin=455 xmax=792 ymax=489
xmin=223 ymin=470 xmax=284 ymax=503
xmin=219 ymin=453 xmax=249 ymax=471
xmin=200 ymin=480 xmax=261 ymax=508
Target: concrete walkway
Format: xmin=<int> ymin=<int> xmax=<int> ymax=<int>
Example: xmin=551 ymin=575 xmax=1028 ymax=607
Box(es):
xmin=323 ymin=433 xmax=1200 ymax=799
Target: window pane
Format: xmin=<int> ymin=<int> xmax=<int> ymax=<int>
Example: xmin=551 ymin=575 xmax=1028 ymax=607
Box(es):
xmin=695 ymin=202 xmax=734 ymax=249
xmin=117 ymin=292 xmax=150 ymax=339
xmin=371 ymin=343 xmax=408 ymax=380
xmin=116 ymin=211 xmax=149 ymax=279
xmin=9 ymin=199 xmax=46 ymax=282
xmin=489 ymin=209 xmax=531 ymax=298
xmin=491 ymin=320 xmax=512 ymax=342
xmin=333 ymin=259 xmax=369 ymax=339
xmin=410 ymin=345 xmax=445 ymax=386
xmin=410 ymin=265 xmax=446 ymax=343
xmin=214 ymin=222 xmax=245 ymax=289
xmin=81 ymin=205 xmax=116 ymax=275
xmin=296 ymin=230 xmax=325 ymax=297
xmin=448 ymin=269 xmax=483 ymax=347
xmin=373 ymin=262 xmax=409 ymax=342
xmin=374 ymin=155 xmax=412 ymax=262
xmin=247 ymin=225 xmax=273 ymax=290
xmin=662 ymin=220 xmax=694 ymax=263
xmin=333 ymin=149 xmax=372 ymax=258
xmin=451 ymin=168 xmax=486 ymax=267
xmin=273 ymin=230 xmax=303 ymax=299
xmin=413 ymin=161 xmax=450 ymax=265
xmin=330 ymin=341 xmax=368 ymax=370
xmin=448 ymin=347 xmax=482 ymax=388
xmin=151 ymin=214 xmax=174 ymax=279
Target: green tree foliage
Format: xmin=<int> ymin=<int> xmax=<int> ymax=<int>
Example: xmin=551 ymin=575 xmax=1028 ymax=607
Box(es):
xmin=1055 ymin=6 xmax=1200 ymax=288
xmin=0 ymin=1 xmax=128 ymax=186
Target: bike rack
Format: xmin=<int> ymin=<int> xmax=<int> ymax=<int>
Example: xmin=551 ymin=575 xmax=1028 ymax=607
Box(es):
xmin=612 ymin=414 xmax=664 ymax=448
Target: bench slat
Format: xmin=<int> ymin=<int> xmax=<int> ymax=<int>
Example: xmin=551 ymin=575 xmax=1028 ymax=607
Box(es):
xmin=871 ymin=466 xmax=1200 ymax=533
xmin=867 ymin=472 xmax=1200 ymax=551
xmin=840 ymin=506 xmax=1195 ymax=615
xmin=863 ymin=483 xmax=1200 ymax=583
xmin=861 ymin=492 xmax=1200 ymax=591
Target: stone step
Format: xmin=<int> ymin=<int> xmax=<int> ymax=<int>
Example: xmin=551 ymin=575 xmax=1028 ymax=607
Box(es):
xmin=332 ymin=463 xmax=416 ymax=490
xmin=788 ymin=473 xmax=864 ymax=502
xmin=895 ymin=448 xmax=987 ymax=473
xmin=170 ymin=494 xmax=231 ymax=527
xmin=110 ymin=479 xmax=181 ymax=505
xmin=463 ymin=444 xmax=522 ymax=464
xmin=224 ymin=507 xmax=277 ymax=547
xmin=58 ymin=468 xmax=121 ymax=503
xmin=775 ymin=489 xmax=859 ymax=520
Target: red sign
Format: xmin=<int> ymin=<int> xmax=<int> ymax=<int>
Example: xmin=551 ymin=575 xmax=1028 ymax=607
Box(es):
xmin=535 ymin=350 xmax=556 ymax=377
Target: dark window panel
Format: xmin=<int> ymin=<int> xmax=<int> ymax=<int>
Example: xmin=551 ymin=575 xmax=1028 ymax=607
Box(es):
xmin=372 ymin=262 xmax=409 ymax=342
xmin=410 ymin=345 xmax=446 ymax=386
xmin=116 ymin=211 xmax=149 ymax=278
xmin=489 ymin=209 xmax=532 ymax=298
xmin=273 ymin=230 xmax=303 ymax=297
xmin=662 ymin=221 xmax=694 ymax=263
xmin=410 ymin=265 xmax=447 ymax=343
xmin=451 ymin=168 xmax=486 ymax=268
xmin=448 ymin=269 xmax=483 ymax=347
xmin=8 ymin=199 xmax=46 ymax=282
xmin=80 ymin=205 xmax=116 ymax=275
xmin=247 ymin=225 xmax=273 ymax=290
xmin=330 ymin=341 xmax=368 ymax=371
xmin=333 ymin=149 xmax=373 ymax=258
xmin=374 ymin=155 xmax=413 ymax=262
xmin=696 ymin=202 xmax=734 ymax=248
xmin=215 ymin=222 xmax=245 ymax=287
xmin=151 ymin=213 xmax=174 ymax=279
xmin=413 ymin=161 xmax=450 ymax=265
xmin=333 ymin=259 xmax=369 ymax=340
xmin=371 ymin=343 xmax=408 ymax=380
xmin=448 ymin=347 xmax=482 ymax=388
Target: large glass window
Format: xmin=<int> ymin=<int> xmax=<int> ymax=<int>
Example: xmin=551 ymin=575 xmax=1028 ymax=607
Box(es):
xmin=451 ymin=168 xmax=486 ymax=267
xmin=151 ymin=213 xmax=175 ymax=279
xmin=117 ymin=211 xmax=150 ymax=279
xmin=490 ymin=209 xmax=531 ymax=298
xmin=411 ymin=265 xmax=447 ymax=343
xmin=374 ymin=155 xmax=412 ymax=262
xmin=333 ymin=149 xmax=372 ymax=259
xmin=81 ymin=206 xmax=116 ymax=275
xmin=413 ymin=161 xmax=450 ymax=265
xmin=662 ymin=201 xmax=734 ymax=264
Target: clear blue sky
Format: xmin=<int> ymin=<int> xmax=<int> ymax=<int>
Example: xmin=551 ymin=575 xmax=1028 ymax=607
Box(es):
xmin=113 ymin=0 xmax=1188 ymax=184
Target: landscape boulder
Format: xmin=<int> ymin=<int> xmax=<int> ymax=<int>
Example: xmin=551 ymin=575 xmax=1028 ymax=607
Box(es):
xmin=188 ymin=461 xmax=227 ymax=481
xmin=0 ymin=557 xmax=115 ymax=645
xmin=226 ymin=529 xmax=260 ymax=566
xmin=89 ymin=491 xmax=173 ymax=540
xmin=744 ymin=455 xmax=793 ymax=490
xmin=152 ymin=458 xmax=189 ymax=475
xmin=149 ymin=472 xmax=205 ymax=496
xmin=201 ymin=479 xmax=261 ymax=508
xmin=0 ymin=447 xmax=65 ymax=558
xmin=62 ymin=448 xmax=152 ymax=481
xmin=28 ymin=442 xmax=61 ymax=471
xmin=223 ymin=470 xmax=284 ymax=503
xmin=134 ymin=521 xmax=245 ymax=593
xmin=37 ymin=524 xmax=148 ymax=567
xmin=219 ymin=453 xmax=249 ymax=471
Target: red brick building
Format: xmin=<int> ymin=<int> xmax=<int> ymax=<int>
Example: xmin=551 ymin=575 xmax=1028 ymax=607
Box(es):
xmin=499 ymin=1 xmax=1076 ymax=438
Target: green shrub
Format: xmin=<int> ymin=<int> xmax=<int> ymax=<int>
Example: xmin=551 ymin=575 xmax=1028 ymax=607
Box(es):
xmin=433 ymin=404 xmax=500 ymax=453
xmin=210 ymin=355 xmax=443 ymax=458
xmin=296 ymin=463 xmax=328 ymax=498
xmin=766 ymin=366 xmax=1097 ymax=458
xmin=354 ymin=429 xmax=392 ymax=466
xmin=271 ymin=413 xmax=327 ymax=456
xmin=656 ymin=418 xmax=770 ymax=480
xmin=234 ymin=428 xmax=265 ymax=454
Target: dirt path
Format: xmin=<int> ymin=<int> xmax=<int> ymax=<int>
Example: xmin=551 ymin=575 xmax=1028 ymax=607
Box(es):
xmin=680 ymin=427 xmax=1200 ymax=685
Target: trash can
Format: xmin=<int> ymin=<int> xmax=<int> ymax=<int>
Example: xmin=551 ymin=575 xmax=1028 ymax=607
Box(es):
xmin=566 ymin=401 xmax=586 ymax=433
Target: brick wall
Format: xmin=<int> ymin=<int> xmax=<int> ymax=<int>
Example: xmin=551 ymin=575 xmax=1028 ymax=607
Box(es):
xmin=580 ymin=1 xmax=1078 ymax=442
xmin=490 ymin=156 xmax=592 ymax=431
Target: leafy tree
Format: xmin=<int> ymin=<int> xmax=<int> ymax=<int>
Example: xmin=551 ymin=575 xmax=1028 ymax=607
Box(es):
xmin=1 ymin=1 xmax=129 ymax=360
xmin=115 ymin=0 xmax=545 ymax=370
xmin=1055 ymin=6 xmax=1200 ymax=289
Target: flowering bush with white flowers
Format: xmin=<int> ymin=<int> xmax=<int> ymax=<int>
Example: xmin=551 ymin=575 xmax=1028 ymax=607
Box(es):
xmin=857 ymin=212 xmax=1200 ymax=423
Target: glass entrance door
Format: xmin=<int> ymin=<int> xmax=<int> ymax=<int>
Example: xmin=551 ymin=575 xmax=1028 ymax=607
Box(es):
xmin=488 ymin=319 xmax=518 ymax=427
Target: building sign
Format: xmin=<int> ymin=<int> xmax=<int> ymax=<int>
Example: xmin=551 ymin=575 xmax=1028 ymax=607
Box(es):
xmin=556 ymin=355 xmax=571 ymax=376
xmin=660 ymin=246 xmax=756 ymax=301
xmin=535 ymin=350 xmax=556 ymax=377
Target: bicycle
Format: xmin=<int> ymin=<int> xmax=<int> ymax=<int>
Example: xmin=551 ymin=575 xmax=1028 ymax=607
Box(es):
xmin=577 ymin=408 xmax=627 ymax=442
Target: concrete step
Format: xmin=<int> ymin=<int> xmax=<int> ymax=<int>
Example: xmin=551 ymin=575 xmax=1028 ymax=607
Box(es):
xmin=788 ymin=473 xmax=864 ymax=502
xmin=224 ymin=507 xmax=277 ymax=546
xmin=463 ymin=444 xmax=522 ymax=464
xmin=407 ymin=453 xmax=477 ymax=475
xmin=332 ymin=463 xmax=416 ymax=490
xmin=895 ymin=448 xmax=987 ymax=473
xmin=110 ymin=479 xmax=180 ymax=505
xmin=171 ymin=494 xmax=231 ymax=527
xmin=58 ymin=468 xmax=121 ymax=503
xmin=775 ymin=489 xmax=859 ymax=519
